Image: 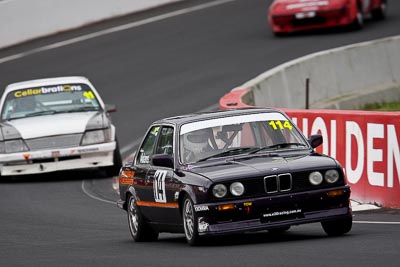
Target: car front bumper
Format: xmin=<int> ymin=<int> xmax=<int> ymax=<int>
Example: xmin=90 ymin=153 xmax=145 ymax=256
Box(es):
xmin=0 ymin=141 xmax=116 ymax=176
xmin=194 ymin=186 xmax=352 ymax=236
xmin=270 ymin=7 xmax=353 ymax=33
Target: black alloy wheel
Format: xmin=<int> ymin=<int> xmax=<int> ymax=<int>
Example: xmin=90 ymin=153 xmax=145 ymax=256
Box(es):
xmin=127 ymin=195 xmax=159 ymax=242
xmin=182 ymin=196 xmax=201 ymax=246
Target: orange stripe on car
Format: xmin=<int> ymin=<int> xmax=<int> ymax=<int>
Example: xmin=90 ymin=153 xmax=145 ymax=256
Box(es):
xmin=136 ymin=200 xmax=179 ymax=208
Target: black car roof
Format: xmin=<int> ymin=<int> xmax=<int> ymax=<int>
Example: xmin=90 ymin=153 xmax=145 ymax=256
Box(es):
xmin=152 ymin=108 xmax=285 ymax=127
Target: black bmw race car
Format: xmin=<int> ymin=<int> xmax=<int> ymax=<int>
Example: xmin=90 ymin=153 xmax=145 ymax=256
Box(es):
xmin=117 ymin=108 xmax=352 ymax=245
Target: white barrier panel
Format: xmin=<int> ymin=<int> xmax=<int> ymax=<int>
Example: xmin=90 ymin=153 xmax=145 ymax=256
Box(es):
xmin=236 ymin=36 xmax=400 ymax=109
xmin=0 ymin=0 xmax=183 ymax=49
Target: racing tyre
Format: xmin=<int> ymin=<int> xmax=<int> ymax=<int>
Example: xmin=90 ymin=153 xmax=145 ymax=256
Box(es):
xmin=371 ymin=0 xmax=387 ymax=20
xmin=103 ymin=140 xmax=123 ymax=177
xmin=0 ymin=175 xmax=14 ymax=183
xmin=127 ymin=195 xmax=159 ymax=242
xmin=351 ymin=4 xmax=364 ymax=30
xmin=321 ymin=217 xmax=352 ymax=236
xmin=268 ymin=226 xmax=290 ymax=235
xmin=273 ymin=31 xmax=287 ymax=37
xmin=182 ymin=196 xmax=201 ymax=246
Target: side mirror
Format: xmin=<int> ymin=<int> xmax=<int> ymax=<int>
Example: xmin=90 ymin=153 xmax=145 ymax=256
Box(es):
xmin=308 ymin=134 xmax=323 ymax=149
xmin=152 ymin=154 xmax=174 ymax=169
xmin=105 ymin=104 xmax=117 ymax=113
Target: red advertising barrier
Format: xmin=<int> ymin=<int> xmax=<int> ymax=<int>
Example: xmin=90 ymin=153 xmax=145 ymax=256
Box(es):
xmin=220 ymin=89 xmax=400 ymax=208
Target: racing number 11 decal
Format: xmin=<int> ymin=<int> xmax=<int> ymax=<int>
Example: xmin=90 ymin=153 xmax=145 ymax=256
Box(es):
xmin=153 ymin=170 xmax=167 ymax=203
xmin=83 ymin=91 xmax=95 ymax=99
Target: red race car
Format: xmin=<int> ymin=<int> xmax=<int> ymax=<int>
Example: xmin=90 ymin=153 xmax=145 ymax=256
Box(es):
xmin=268 ymin=0 xmax=387 ymax=35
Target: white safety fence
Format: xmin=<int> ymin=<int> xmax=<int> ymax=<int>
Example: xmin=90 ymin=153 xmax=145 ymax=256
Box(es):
xmin=236 ymin=36 xmax=400 ymax=110
xmin=1 ymin=0 xmax=184 ymax=49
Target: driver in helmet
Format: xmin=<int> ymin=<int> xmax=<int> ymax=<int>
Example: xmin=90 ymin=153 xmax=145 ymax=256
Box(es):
xmin=182 ymin=128 xmax=213 ymax=163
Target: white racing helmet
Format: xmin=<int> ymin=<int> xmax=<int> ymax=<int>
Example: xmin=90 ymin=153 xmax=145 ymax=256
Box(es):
xmin=183 ymin=128 xmax=211 ymax=155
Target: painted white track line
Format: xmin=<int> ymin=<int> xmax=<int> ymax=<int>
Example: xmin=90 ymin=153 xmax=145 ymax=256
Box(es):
xmin=120 ymin=139 xmax=142 ymax=155
xmin=81 ymin=179 xmax=116 ymax=205
xmin=351 ymin=200 xmax=381 ymax=212
xmin=0 ymin=0 xmax=237 ymax=65
xmin=354 ymin=221 xmax=400 ymax=225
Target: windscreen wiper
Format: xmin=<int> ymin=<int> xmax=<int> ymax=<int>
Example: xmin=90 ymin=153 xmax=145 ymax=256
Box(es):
xmin=249 ymin=143 xmax=307 ymax=154
xmin=197 ymin=146 xmax=258 ymax=162
xmin=66 ymin=106 xmax=100 ymax=112
xmin=23 ymin=110 xmax=57 ymax=117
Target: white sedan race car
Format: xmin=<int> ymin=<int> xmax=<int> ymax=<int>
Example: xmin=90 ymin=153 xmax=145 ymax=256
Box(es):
xmin=0 ymin=76 xmax=122 ymax=177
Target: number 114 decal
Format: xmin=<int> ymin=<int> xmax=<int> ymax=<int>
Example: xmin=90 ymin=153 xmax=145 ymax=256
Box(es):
xmin=269 ymin=120 xmax=293 ymax=130
xmin=153 ymin=170 xmax=167 ymax=203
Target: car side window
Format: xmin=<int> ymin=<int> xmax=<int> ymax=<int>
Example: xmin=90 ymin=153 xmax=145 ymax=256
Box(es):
xmin=137 ymin=126 xmax=160 ymax=164
xmin=155 ymin=126 xmax=174 ymax=156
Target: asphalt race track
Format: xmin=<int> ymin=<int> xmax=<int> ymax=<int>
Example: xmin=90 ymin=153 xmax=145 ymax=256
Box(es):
xmin=1 ymin=0 xmax=400 ymax=266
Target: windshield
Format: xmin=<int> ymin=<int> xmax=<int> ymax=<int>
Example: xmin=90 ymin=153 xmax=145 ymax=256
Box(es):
xmin=179 ymin=112 xmax=309 ymax=164
xmin=1 ymin=83 xmax=101 ymax=120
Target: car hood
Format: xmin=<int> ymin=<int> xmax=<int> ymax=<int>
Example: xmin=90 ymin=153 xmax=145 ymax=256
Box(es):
xmin=5 ymin=112 xmax=101 ymax=139
xmin=188 ymin=154 xmax=337 ymax=183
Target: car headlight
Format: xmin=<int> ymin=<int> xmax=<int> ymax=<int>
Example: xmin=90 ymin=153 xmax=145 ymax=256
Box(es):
xmin=81 ymin=128 xmax=112 ymax=145
xmin=230 ymin=182 xmax=245 ymax=196
xmin=325 ymin=169 xmax=339 ymax=184
xmin=309 ymin=171 xmax=323 ymax=185
xmin=0 ymin=139 xmax=29 ymax=153
xmin=212 ymin=184 xmax=227 ymax=198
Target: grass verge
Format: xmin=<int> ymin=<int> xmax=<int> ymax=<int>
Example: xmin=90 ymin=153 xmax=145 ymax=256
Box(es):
xmin=362 ymin=101 xmax=400 ymax=111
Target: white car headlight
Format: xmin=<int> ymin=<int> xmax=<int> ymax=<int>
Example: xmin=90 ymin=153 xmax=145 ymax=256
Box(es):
xmin=212 ymin=184 xmax=227 ymax=198
xmin=2 ymin=139 xmax=29 ymax=153
xmin=230 ymin=182 xmax=245 ymax=196
xmin=309 ymin=171 xmax=323 ymax=185
xmin=81 ymin=128 xmax=112 ymax=145
xmin=325 ymin=169 xmax=339 ymax=184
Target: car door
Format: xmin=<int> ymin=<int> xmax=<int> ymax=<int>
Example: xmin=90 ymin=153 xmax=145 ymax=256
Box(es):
xmin=132 ymin=125 xmax=161 ymax=220
xmin=145 ymin=125 xmax=181 ymax=224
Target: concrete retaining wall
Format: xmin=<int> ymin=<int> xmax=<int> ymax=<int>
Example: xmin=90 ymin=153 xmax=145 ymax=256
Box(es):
xmin=235 ymin=36 xmax=400 ymax=110
xmin=0 ymin=0 xmax=184 ymax=49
